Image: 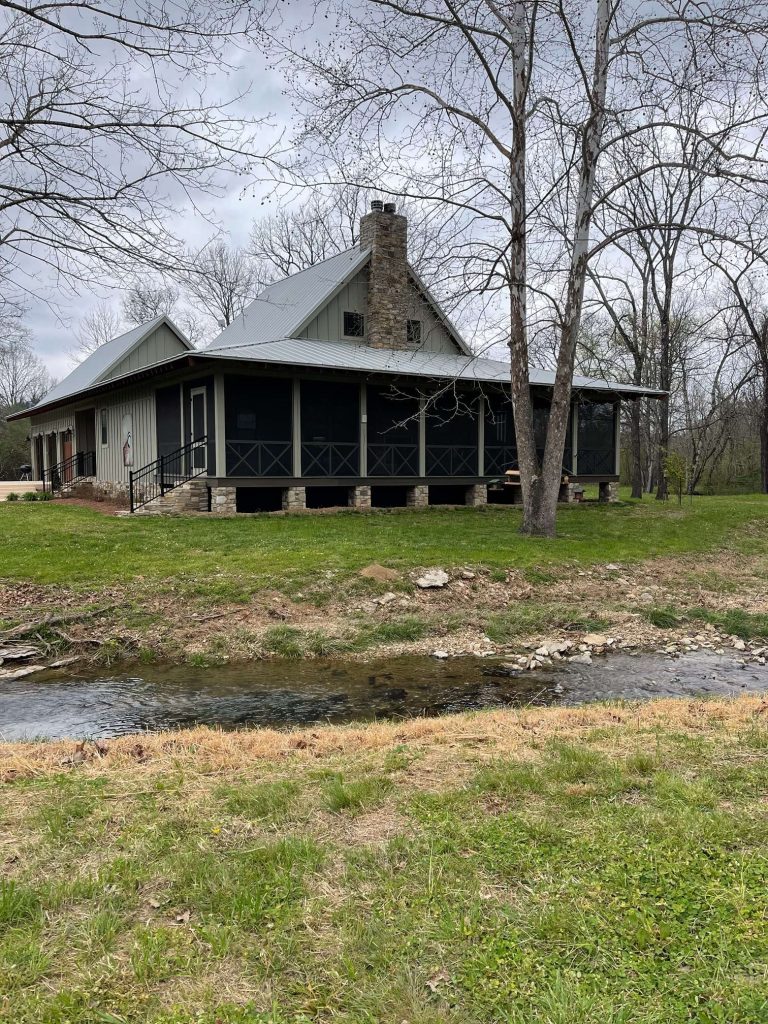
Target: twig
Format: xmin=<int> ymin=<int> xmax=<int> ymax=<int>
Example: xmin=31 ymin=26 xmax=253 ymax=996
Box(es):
xmin=0 ymin=604 xmax=118 ymax=641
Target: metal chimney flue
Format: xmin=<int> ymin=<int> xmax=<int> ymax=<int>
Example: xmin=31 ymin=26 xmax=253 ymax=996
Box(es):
xmin=370 ymin=199 xmax=384 ymax=212
xmin=383 ymin=202 xmax=396 ymax=214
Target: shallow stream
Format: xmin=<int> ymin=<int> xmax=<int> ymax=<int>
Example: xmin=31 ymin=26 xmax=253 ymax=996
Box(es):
xmin=1 ymin=649 xmax=767 ymax=740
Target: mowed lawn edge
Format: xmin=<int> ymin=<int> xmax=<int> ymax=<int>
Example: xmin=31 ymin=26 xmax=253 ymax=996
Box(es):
xmin=1 ymin=494 xmax=767 ymax=596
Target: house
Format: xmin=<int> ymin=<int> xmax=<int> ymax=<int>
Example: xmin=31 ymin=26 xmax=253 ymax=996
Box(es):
xmin=9 ymin=201 xmax=662 ymax=513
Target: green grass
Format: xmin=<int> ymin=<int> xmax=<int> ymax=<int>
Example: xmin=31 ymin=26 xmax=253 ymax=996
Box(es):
xmin=1 ymin=494 xmax=766 ymax=601
xmin=2 ymin=705 xmax=768 ymax=1022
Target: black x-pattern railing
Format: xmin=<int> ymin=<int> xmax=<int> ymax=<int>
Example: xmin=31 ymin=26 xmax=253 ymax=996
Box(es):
xmin=426 ymin=444 xmax=478 ymax=476
xmin=225 ymin=440 xmax=292 ymax=476
xmin=301 ymin=441 xmax=359 ymax=476
xmin=367 ymin=442 xmax=419 ymax=477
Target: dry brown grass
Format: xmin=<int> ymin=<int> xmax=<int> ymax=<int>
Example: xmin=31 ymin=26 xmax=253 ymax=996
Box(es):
xmin=2 ymin=695 xmax=765 ymax=783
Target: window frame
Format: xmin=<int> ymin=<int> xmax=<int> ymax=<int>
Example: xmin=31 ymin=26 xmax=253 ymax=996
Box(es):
xmin=406 ymin=319 xmax=422 ymax=345
xmin=99 ymin=408 xmax=109 ymax=447
xmin=343 ymin=310 xmax=365 ymax=339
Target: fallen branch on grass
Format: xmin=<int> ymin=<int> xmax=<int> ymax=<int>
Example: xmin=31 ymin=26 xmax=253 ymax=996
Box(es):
xmin=0 ymin=604 xmax=118 ymax=642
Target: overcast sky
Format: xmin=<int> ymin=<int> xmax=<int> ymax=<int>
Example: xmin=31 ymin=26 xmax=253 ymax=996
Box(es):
xmin=26 ymin=35 xmax=293 ymax=384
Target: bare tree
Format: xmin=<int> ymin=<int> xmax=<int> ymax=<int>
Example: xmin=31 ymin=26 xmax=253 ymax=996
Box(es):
xmin=279 ymin=1 xmax=768 ymax=536
xmin=122 ymin=282 xmax=180 ymax=326
xmin=703 ymin=237 xmax=768 ymax=493
xmin=74 ymin=301 xmax=123 ymax=358
xmin=184 ymin=242 xmax=260 ymax=329
xmin=0 ymin=327 xmax=49 ymax=407
xmin=0 ymin=1 xmax=272 ymax=304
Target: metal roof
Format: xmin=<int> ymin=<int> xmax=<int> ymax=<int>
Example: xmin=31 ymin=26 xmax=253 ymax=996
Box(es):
xmin=204 ymin=336 xmax=664 ymax=396
xmin=209 ymin=246 xmax=372 ymax=351
xmin=26 ymin=315 xmax=192 ymax=412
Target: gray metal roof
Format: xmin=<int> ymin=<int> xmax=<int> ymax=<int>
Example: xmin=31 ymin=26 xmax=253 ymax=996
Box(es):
xmin=204 ymin=335 xmax=664 ymax=396
xmin=28 ymin=315 xmax=192 ymax=412
xmin=209 ymin=246 xmax=372 ymax=351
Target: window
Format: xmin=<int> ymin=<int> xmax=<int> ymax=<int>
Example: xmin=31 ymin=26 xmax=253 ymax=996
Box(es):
xmin=343 ymin=311 xmax=365 ymax=338
xmin=100 ymin=408 xmax=108 ymax=446
xmin=407 ymin=319 xmax=422 ymax=345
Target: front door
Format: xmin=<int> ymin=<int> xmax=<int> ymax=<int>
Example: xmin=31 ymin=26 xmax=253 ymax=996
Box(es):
xmin=190 ymin=387 xmax=207 ymax=470
xmin=61 ymin=431 xmax=73 ymax=482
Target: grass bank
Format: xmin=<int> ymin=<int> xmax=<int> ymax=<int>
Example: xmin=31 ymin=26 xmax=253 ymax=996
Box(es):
xmin=1 ymin=494 xmax=767 ymax=663
xmin=1 ymin=696 xmax=768 ymax=1022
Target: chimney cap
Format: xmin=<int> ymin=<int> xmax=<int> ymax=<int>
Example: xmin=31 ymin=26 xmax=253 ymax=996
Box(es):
xmin=383 ymin=202 xmax=396 ymax=213
xmin=370 ymin=199 xmax=384 ymax=212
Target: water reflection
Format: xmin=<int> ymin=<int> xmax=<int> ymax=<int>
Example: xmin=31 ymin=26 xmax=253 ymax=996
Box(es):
xmin=0 ymin=651 xmax=766 ymax=741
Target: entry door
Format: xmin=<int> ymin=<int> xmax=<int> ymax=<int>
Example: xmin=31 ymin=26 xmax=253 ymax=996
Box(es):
xmin=190 ymin=387 xmax=207 ymax=469
xmin=61 ymin=431 xmax=73 ymax=482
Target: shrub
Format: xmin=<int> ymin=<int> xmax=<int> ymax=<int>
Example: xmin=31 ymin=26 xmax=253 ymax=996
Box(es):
xmin=5 ymin=492 xmax=19 ymax=502
xmin=21 ymin=492 xmax=39 ymax=502
xmin=37 ymin=491 xmax=53 ymax=501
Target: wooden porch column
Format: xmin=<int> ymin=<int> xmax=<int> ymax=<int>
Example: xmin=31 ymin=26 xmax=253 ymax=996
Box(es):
xmin=477 ymin=394 xmax=485 ymax=476
xmin=359 ymin=382 xmax=368 ymax=477
xmin=418 ymin=394 xmax=426 ymax=477
xmin=214 ymin=374 xmax=226 ymax=477
xmin=292 ymin=378 xmax=302 ymax=477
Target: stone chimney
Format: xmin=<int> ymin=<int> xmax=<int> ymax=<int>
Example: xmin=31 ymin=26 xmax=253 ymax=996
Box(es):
xmin=359 ymin=200 xmax=411 ymax=350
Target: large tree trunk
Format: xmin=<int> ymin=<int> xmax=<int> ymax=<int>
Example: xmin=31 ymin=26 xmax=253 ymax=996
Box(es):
xmin=761 ymin=361 xmax=768 ymax=493
xmin=521 ymin=0 xmax=610 ymax=536
xmin=630 ymin=398 xmax=644 ymax=498
xmin=655 ymin=307 xmax=671 ymax=500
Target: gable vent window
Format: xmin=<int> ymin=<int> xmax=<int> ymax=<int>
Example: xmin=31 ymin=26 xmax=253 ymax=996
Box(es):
xmin=343 ymin=311 xmax=365 ymax=338
xmin=407 ymin=319 xmax=422 ymax=345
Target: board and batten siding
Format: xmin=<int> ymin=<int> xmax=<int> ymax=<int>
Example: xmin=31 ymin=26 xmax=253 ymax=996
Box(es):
xmin=104 ymin=323 xmax=188 ymax=381
xmin=297 ymin=266 xmax=461 ymax=355
xmin=95 ymin=385 xmax=156 ymax=483
xmin=30 ymin=385 xmax=157 ymax=481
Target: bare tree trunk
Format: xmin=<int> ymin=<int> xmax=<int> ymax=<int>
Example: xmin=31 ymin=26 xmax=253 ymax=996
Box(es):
xmin=629 ymin=399 xmax=644 ymax=498
xmin=761 ymin=361 xmax=768 ymax=493
xmin=522 ymin=0 xmax=610 ymax=536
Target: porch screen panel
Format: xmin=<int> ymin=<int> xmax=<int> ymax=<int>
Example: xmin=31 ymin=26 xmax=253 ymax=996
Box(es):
xmin=301 ymin=380 xmax=360 ymax=476
xmin=484 ymin=390 xmax=516 ymax=474
xmin=533 ymin=398 xmax=573 ymax=473
xmin=425 ymin=392 xmax=478 ymax=476
xmin=156 ymin=385 xmax=182 ymax=459
xmin=367 ymin=385 xmax=419 ymax=476
xmin=578 ymin=401 xmax=616 ymax=475
xmin=225 ymin=376 xmax=292 ymax=476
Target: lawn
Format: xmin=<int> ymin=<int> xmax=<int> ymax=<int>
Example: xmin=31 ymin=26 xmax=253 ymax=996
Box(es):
xmin=1 ymin=697 xmax=767 ymax=1023
xmin=1 ymin=494 xmax=766 ymax=599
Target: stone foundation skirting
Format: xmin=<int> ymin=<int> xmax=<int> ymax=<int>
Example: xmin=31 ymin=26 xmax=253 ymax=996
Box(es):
xmin=406 ymin=484 xmax=429 ymax=508
xmin=282 ymin=486 xmax=306 ymax=511
xmin=210 ymin=486 xmax=237 ymax=515
xmin=599 ymin=481 xmax=619 ymax=503
xmin=465 ymin=484 xmax=487 ymax=507
xmin=348 ymin=485 xmax=372 ymax=509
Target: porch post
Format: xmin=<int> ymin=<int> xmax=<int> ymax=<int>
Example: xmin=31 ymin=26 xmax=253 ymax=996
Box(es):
xmin=292 ymin=378 xmax=302 ymax=477
xmin=418 ymin=394 xmax=426 ymax=477
xmin=214 ymin=373 xmax=226 ymax=478
xmin=359 ymin=382 xmax=368 ymax=477
xmin=477 ymin=393 xmax=485 ymax=477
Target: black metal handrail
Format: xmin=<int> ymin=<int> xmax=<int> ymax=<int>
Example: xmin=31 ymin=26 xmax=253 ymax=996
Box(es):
xmin=129 ymin=436 xmax=208 ymax=513
xmin=42 ymin=450 xmax=96 ymax=492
